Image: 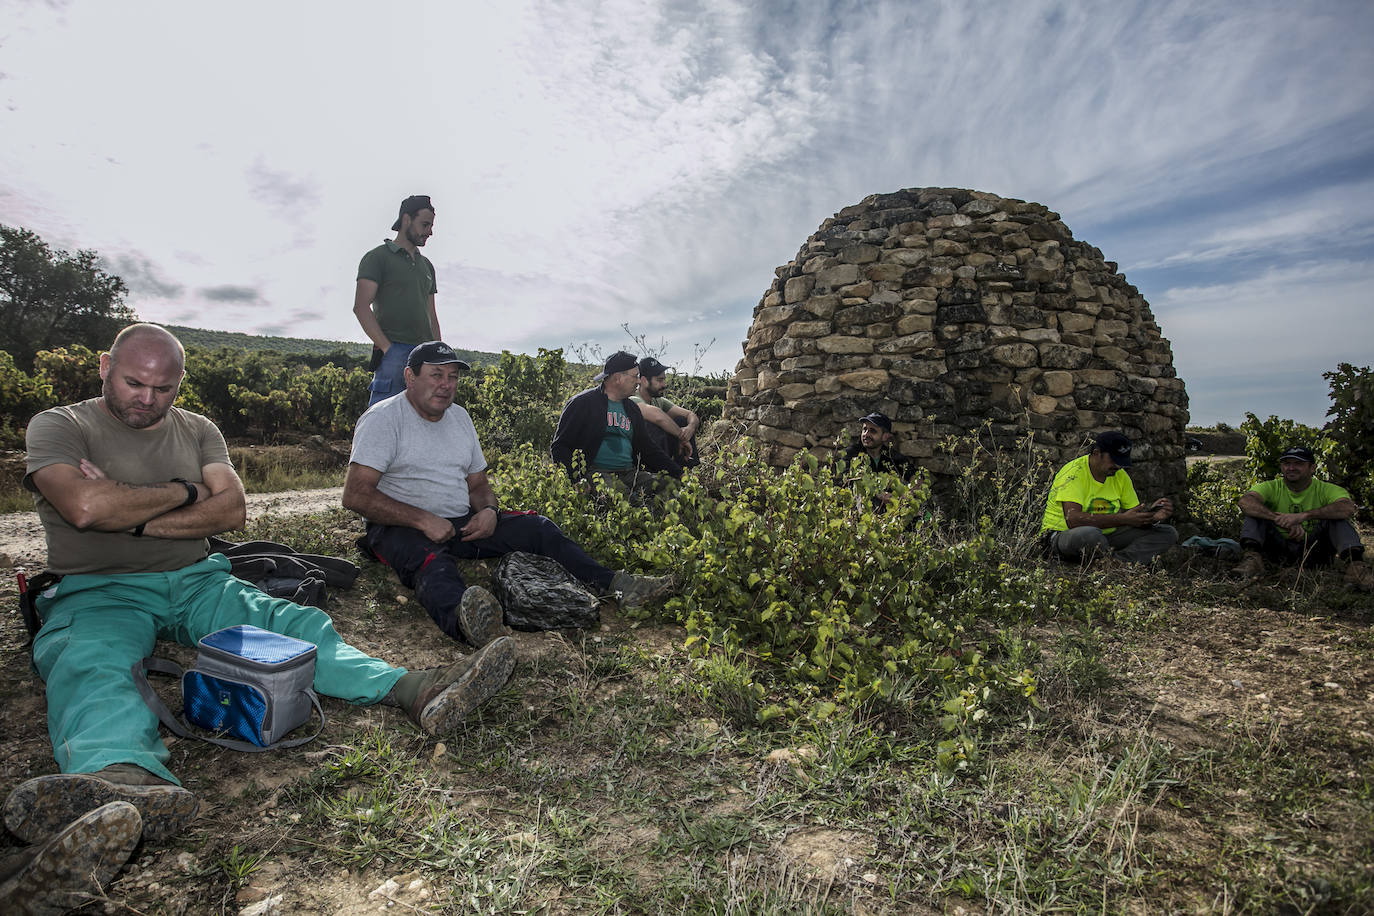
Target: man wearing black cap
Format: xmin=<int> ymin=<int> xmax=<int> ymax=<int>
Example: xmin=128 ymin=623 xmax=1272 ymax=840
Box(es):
xmin=631 ymin=357 xmax=700 ymax=467
xmin=353 ymin=195 xmax=440 ymax=408
xmin=1235 ymin=445 xmax=1371 ymax=589
xmin=842 ymin=411 xmax=915 ymax=479
xmin=345 ymin=342 xmax=675 ymax=641
xmin=1039 ymin=431 xmax=1177 ymax=564
xmin=551 ymin=351 xmax=682 ymax=498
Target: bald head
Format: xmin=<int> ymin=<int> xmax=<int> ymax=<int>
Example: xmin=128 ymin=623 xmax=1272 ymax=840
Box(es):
xmin=100 ymin=324 xmax=186 ymax=429
xmin=108 ymin=323 xmax=186 ymax=372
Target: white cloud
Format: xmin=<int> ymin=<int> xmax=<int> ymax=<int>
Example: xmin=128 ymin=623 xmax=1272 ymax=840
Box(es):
xmin=0 ymin=0 xmax=1370 ymax=420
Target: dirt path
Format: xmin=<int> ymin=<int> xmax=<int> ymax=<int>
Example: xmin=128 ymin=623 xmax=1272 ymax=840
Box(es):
xmin=0 ymin=487 xmax=344 ymax=570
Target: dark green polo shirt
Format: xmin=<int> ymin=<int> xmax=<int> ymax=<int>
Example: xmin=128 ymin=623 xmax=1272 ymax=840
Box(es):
xmin=357 ymin=240 xmax=438 ymax=344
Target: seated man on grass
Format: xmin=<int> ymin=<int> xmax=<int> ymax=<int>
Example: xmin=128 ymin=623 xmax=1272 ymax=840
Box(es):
xmin=1039 ymin=431 xmax=1177 ymax=564
xmin=551 ymin=351 xmax=682 ymax=500
xmin=343 ymin=342 xmax=674 ymax=643
xmin=631 ymin=357 xmax=701 ymax=468
xmin=1234 ymin=445 xmax=1372 ymax=590
xmin=2 ymin=325 xmax=514 ymax=914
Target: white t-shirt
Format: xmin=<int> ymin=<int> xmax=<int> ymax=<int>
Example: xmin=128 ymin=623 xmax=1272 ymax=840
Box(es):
xmin=349 ymin=394 xmax=487 ymax=518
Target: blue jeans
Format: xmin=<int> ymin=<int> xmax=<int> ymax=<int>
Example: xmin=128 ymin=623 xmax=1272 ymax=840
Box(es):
xmin=367 ymin=342 xmax=417 ymax=408
xmin=364 ymin=512 xmax=617 ymax=641
xmin=32 ymin=555 xmax=404 ymax=783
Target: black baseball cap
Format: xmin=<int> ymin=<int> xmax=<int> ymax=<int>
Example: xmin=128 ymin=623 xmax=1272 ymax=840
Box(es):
xmin=1279 ymin=445 xmax=1316 ymax=463
xmin=1093 ymin=431 xmax=1133 ymax=467
xmin=594 ymin=351 xmax=638 ymax=381
xmin=638 ymin=357 xmax=670 ymax=378
xmin=406 ymin=341 xmax=470 ymax=372
xmin=860 ymin=411 xmax=892 ymax=433
xmin=391 ymin=195 xmax=434 ymax=231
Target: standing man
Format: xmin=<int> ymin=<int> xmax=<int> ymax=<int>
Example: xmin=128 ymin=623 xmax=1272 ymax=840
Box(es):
xmin=344 ymin=342 xmax=675 ymax=641
xmin=551 ymin=351 xmax=682 ymax=498
xmin=631 ymin=356 xmax=700 ymax=467
xmin=1234 ymin=445 xmax=1372 ymax=589
xmin=2 ymin=325 xmax=513 ymax=910
xmin=354 ymin=194 xmax=440 ymax=407
xmin=1039 ymin=431 xmax=1177 ymax=564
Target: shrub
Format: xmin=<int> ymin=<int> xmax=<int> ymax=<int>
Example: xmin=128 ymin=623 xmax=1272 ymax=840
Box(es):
xmin=1239 ymin=413 xmax=1338 ymax=481
xmin=1184 ymin=460 xmax=1246 ymax=538
xmin=1323 ymin=363 xmax=1374 ymax=510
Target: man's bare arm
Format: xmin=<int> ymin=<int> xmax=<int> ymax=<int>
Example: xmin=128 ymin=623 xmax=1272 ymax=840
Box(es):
xmin=458 ymin=471 xmax=499 ymax=542
xmin=352 ymin=279 xmax=389 ymax=351
xmin=426 ymin=293 xmax=441 ymax=342
xmin=31 ymin=462 xmax=212 ymax=532
xmin=342 ymin=462 xmax=454 ymax=543
xmin=1063 ymin=500 xmax=1162 ymax=530
xmin=667 ymin=404 xmax=700 ymax=437
xmin=139 ymin=462 xmax=247 ymax=538
xmin=639 ymin=401 xmax=690 ymax=446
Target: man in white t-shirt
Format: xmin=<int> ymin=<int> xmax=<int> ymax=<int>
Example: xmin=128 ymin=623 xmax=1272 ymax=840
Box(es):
xmin=343 ymin=342 xmax=673 ymax=642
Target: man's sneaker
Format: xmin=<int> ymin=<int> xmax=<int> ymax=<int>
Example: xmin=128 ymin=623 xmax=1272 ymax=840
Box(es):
xmin=458 ymin=585 xmax=509 ymax=647
xmin=0 ymin=801 xmax=142 ymax=916
xmin=1234 ymin=552 xmax=1266 ymax=581
xmin=610 ymin=571 xmax=676 ymax=611
xmin=1345 ymin=560 xmax=1374 ymax=592
xmin=407 ymin=636 xmax=516 ymax=735
xmin=2 ymin=769 xmax=197 ymax=846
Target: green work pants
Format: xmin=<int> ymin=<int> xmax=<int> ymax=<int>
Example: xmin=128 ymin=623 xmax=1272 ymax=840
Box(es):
xmin=32 ymin=554 xmax=405 ymax=784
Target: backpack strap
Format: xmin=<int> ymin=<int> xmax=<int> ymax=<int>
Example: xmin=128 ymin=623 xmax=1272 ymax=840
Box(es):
xmin=132 ymin=657 xmax=324 ymax=753
xmin=17 ymin=571 xmax=63 ymax=646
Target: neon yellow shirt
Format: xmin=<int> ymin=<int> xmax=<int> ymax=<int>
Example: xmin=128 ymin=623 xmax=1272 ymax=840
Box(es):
xmin=1040 ymin=454 xmax=1140 ymax=533
xmin=1248 ymin=477 xmax=1352 ymax=539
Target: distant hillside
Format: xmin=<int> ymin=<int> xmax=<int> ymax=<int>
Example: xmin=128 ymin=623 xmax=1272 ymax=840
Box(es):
xmin=161 ymin=325 xmax=499 ymax=366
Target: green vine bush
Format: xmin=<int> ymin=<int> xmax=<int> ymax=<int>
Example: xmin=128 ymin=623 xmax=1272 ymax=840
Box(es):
xmin=1322 ymin=363 xmax=1374 ymax=512
xmin=1239 ymin=412 xmax=1338 ymax=481
xmin=491 ymin=437 xmax=1122 ymax=770
xmin=1184 ymin=461 xmax=1246 ymax=538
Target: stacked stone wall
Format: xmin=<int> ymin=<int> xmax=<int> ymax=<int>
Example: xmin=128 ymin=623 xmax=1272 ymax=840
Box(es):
xmin=723 ymin=188 xmax=1189 ymax=495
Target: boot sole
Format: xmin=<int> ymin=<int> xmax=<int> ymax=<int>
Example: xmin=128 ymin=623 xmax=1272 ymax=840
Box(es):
xmin=0 ymin=800 xmax=142 ymax=915
xmin=419 ymin=636 xmax=516 ymax=735
xmin=458 ymin=586 xmax=509 ymax=647
xmin=3 ymin=773 xmax=197 ymax=846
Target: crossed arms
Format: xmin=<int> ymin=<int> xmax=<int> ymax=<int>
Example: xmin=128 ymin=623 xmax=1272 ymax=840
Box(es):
xmin=1237 ymin=491 xmax=1355 ymax=539
xmin=29 ymin=460 xmax=246 ymax=538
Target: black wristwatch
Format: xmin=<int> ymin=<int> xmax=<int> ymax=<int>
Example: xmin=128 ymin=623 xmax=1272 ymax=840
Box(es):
xmin=171 ymin=477 xmax=198 ymax=508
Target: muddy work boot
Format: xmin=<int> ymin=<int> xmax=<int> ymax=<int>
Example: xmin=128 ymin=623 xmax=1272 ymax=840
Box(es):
xmin=610 ymin=571 xmax=677 ymax=611
xmin=457 ymin=585 xmax=510 ymax=648
xmin=2 ymin=767 xmax=198 ymax=846
xmin=1344 ymin=559 xmax=1374 ymax=592
xmin=0 ymin=801 xmax=143 ymax=916
xmin=1233 ymin=551 xmax=1266 ymax=581
xmin=394 ymin=636 xmax=517 ymax=735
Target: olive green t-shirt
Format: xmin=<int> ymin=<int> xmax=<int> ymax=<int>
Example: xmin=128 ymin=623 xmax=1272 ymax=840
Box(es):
xmin=24 ymin=399 xmax=232 ymax=575
xmin=356 ymin=240 xmax=438 ymax=345
xmin=1248 ymin=477 xmax=1352 ymax=540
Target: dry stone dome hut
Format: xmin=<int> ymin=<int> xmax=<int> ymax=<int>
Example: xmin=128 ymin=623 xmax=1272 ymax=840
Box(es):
xmin=723 ymin=188 xmax=1189 ymax=495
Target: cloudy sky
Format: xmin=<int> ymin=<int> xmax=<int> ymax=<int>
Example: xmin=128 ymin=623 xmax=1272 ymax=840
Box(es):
xmin=2 ymin=0 xmax=1371 ymax=425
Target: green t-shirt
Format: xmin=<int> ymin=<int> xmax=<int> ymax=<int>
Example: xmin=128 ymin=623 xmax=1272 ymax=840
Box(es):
xmin=1248 ymin=477 xmax=1352 ymax=539
xmin=357 ymin=240 xmax=438 ymax=344
xmin=592 ymin=399 xmax=634 ymax=471
xmin=1040 ymin=454 xmax=1140 ymax=533
xmin=630 ymin=394 xmax=675 ymax=413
